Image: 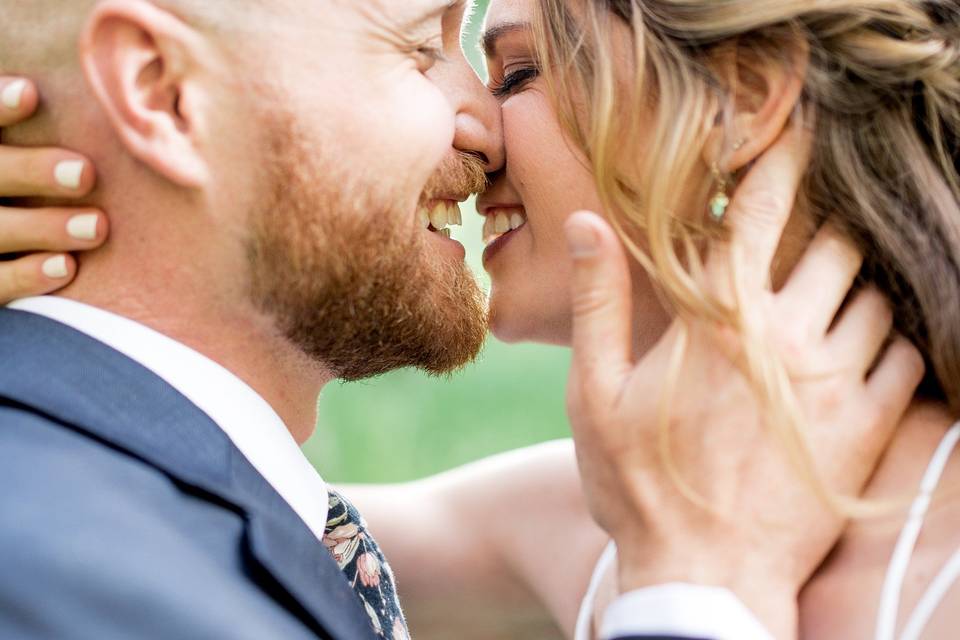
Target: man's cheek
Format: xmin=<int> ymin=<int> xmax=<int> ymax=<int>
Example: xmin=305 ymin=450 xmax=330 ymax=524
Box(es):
xmin=391 ymin=79 xmax=455 ymax=169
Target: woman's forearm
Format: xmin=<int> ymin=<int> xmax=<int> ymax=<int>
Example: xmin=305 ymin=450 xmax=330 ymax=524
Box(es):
xmin=337 ymin=439 xmax=606 ymax=639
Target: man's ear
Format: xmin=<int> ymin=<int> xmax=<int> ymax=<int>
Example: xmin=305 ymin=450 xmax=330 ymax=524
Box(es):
xmin=704 ymin=35 xmax=809 ymax=172
xmin=80 ymin=0 xmax=213 ymax=188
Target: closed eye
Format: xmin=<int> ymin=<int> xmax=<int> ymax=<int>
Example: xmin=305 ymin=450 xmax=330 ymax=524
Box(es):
xmin=490 ymin=66 xmax=540 ymax=99
xmin=410 ymin=36 xmax=447 ymax=73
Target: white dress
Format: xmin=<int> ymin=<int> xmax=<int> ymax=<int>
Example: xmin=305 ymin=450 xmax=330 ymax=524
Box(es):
xmin=575 ymin=422 xmax=960 ymax=640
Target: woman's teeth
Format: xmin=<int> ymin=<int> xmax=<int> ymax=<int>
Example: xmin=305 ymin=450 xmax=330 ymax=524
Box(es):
xmin=483 ymin=208 xmax=527 ymax=244
xmin=418 ymin=200 xmax=463 ymax=238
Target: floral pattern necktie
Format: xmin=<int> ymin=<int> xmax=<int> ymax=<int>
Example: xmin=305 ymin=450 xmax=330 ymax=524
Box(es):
xmin=323 ymin=489 xmax=410 ymax=640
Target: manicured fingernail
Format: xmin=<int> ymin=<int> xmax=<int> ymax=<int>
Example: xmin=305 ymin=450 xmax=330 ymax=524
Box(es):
xmin=55 ymin=160 xmax=85 ymax=189
xmin=566 ymin=220 xmax=599 ymax=258
xmin=42 ymin=256 xmax=69 ymax=279
xmin=2 ymin=80 xmax=27 ymax=110
xmin=67 ymin=213 xmax=99 ymax=240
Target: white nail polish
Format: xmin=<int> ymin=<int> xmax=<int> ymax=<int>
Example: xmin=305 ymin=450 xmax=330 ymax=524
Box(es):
xmin=67 ymin=213 xmax=99 ymax=240
xmin=42 ymin=256 xmax=69 ymax=279
xmin=55 ymin=160 xmax=85 ymax=189
xmin=2 ymin=80 xmax=27 ymax=110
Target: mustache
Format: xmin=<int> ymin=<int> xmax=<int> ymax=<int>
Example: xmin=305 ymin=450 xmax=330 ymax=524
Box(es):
xmin=421 ymin=151 xmax=489 ymax=202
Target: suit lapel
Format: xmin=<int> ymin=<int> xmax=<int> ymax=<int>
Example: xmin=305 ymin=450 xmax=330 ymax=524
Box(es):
xmin=229 ymin=444 xmax=380 ymax=640
xmin=0 ymin=309 xmax=376 ymax=640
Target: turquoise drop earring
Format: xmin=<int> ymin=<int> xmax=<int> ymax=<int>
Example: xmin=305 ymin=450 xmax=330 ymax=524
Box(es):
xmin=708 ymin=162 xmax=730 ymax=223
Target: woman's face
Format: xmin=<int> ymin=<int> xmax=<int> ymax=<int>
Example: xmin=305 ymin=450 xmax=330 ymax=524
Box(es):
xmin=478 ymin=0 xmax=670 ymax=348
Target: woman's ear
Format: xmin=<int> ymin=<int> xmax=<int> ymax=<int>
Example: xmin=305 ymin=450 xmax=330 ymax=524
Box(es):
xmin=703 ymin=34 xmax=809 ymax=172
xmin=79 ymin=0 xmax=214 ymax=188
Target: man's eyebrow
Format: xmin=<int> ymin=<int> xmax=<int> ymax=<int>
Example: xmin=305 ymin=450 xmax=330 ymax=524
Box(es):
xmin=481 ymin=21 xmax=531 ymax=58
xmin=403 ymin=0 xmax=462 ymax=31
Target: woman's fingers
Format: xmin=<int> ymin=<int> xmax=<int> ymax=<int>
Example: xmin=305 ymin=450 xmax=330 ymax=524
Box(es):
xmin=859 ymin=336 xmax=925 ymax=457
xmin=0 ymin=77 xmax=39 ymax=127
xmin=0 ymin=77 xmax=100 ymax=304
xmin=565 ymin=210 xmax=635 ymax=407
xmin=706 ymin=122 xmax=813 ymax=295
xmin=0 ymin=92 xmax=89 ymax=307
xmin=827 ymin=286 xmax=894 ymax=376
xmin=0 ymin=253 xmax=78 ymax=305
xmin=867 ymin=337 xmax=926 ymax=405
xmin=0 ymin=147 xmax=96 ymax=198
xmin=780 ymin=223 xmax=864 ymax=337
xmin=1 ymin=77 xmax=96 ymax=198
xmin=0 ymin=207 xmax=108 ymax=253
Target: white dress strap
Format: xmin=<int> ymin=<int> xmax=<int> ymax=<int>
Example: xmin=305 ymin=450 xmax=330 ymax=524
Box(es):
xmin=875 ymin=421 xmax=960 ymax=640
xmin=575 ymin=540 xmax=618 ymax=640
xmin=899 ymin=545 xmax=960 ymax=640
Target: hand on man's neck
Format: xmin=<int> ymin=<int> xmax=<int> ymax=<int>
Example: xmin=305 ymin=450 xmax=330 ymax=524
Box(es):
xmin=2 ymin=99 xmax=335 ymax=445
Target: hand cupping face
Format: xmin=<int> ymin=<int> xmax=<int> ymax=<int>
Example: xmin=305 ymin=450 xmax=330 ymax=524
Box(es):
xmin=563 ymin=124 xmax=925 ymax=639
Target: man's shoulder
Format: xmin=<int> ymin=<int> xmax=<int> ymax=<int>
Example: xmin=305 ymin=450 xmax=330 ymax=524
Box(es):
xmin=0 ymin=405 xmax=319 ymax=639
xmin=1 ymin=402 xmax=167 ymax=485
xmin=0 ymin=404 xmax=235 ymax=543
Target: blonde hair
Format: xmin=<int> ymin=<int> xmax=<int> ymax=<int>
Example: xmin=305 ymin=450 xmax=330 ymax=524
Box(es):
xmin=534 ymin=0 xmax=960 ymax=512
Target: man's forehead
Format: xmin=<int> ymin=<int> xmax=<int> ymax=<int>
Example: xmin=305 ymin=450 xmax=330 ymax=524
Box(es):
xmin=364 ymin=0 xmax=461 ymax=27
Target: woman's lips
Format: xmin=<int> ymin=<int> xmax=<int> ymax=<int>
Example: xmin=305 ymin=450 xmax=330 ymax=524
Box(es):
xmin=481 ymin=206 xmax=527 ymax=267
xmin=482 ymin=227 xmax=518 ymax=266
xmin=481 ymin=206 xmax=527 ymax=244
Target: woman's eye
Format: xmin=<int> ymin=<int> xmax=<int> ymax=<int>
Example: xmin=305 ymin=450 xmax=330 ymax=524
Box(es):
xmin=490 ymin=66 xmax=540 ymax=99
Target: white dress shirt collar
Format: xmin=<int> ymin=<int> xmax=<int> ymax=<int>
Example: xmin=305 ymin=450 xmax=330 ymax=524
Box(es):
xmin=7 ymin=296 xmax=329 ymax=541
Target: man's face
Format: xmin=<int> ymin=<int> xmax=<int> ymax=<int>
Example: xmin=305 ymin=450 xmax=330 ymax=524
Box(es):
xmin=231 ymin=0 xmax=494 ymax=380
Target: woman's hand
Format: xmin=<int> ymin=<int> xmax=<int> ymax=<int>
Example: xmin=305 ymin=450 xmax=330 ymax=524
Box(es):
xmin=0 ymin=77 xmax=106 ymax=303
xmin=564 ymin=124 xmax=925 ymax=638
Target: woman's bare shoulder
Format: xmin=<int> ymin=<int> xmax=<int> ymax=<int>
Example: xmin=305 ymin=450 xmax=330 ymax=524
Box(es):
xmin=801 ymin=401 xmax=960 ymax=638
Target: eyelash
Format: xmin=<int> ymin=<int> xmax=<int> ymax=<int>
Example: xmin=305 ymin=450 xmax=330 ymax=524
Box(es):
xmin=490 ymin=66 xmax=540 ymax=98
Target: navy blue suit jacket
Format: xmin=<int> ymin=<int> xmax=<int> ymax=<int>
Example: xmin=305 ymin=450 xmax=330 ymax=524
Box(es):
xmin=0 ymin=308 xmax=377 ymax=639
xmin=0 ymin=307 xmax=714 ymax=640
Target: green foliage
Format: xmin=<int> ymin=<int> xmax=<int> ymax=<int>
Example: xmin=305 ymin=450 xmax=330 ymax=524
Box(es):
xmin=463 ymin=0 xmax=492 ymax=73
xmin=305 ymin=0 xmax=574 ymax=483
xmin=307 ymin=338 xmax=571 ymax=483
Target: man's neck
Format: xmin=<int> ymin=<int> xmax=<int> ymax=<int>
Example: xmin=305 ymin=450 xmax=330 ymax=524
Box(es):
xmin=58 ymin=256 xmax=333 ymax=445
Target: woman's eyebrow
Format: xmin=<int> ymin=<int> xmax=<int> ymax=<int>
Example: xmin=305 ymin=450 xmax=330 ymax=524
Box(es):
xmin=481 ymin=21 xmax=531 ymax=58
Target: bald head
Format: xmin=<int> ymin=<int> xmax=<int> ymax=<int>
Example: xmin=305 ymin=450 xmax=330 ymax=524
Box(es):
xmin=1 ymin=0 xmax=273 ymax=78
xmin=2 ymin=1 xmax=95 ymax=74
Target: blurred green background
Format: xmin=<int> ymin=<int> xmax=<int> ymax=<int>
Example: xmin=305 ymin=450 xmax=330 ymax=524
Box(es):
xmin=303 ymin=0 xmax=573 ymax=483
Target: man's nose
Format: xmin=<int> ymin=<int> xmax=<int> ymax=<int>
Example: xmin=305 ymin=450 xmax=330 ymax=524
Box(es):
xmin=437 ymin=57 xmax=505 ymax=174
xmin=453 ymin=94 xmax=504 ymax=174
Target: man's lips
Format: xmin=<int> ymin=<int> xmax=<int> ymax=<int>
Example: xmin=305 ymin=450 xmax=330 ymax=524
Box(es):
xmin=417 ymin=198 xmax=464 ymax=238
xmin=415 ymin=197 xmax=467 ymax=260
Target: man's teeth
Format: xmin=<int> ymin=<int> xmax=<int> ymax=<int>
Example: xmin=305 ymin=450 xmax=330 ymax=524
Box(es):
xmin=483 ymin=208 xmax=527 ymax=244
xmin=430 ymin=202 xmax=449 ymax=230
xmin=418 ymin=200 xmax=462 ymax=235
